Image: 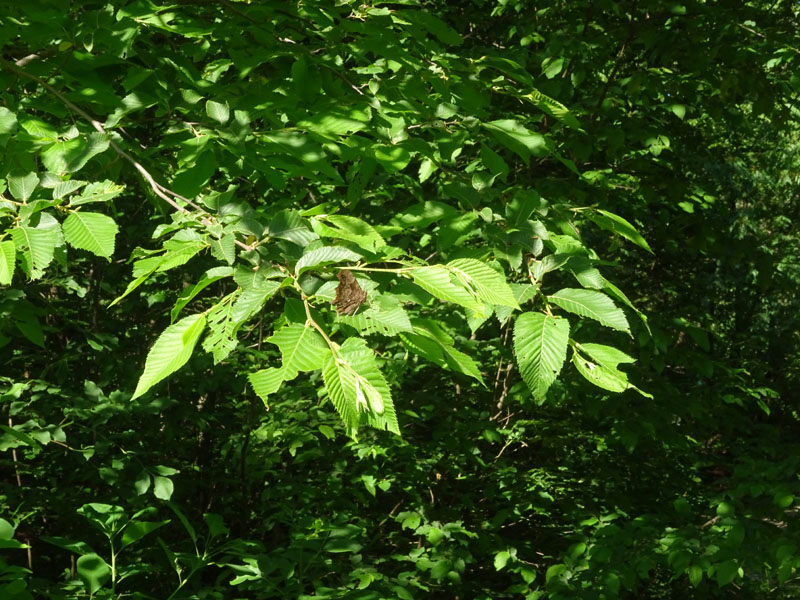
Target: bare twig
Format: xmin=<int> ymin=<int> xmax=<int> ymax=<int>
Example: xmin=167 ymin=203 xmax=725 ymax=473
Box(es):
xmin=738 ymin=22 xmax=800 ymax=56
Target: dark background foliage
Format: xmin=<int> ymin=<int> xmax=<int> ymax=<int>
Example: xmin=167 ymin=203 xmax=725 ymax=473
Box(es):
xmin=1 ymin=1 xmax=799 ymax=598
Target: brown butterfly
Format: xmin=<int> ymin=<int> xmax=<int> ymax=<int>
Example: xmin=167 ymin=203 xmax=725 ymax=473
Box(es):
xmin=332 ymin=269 xmax=367 ymax=316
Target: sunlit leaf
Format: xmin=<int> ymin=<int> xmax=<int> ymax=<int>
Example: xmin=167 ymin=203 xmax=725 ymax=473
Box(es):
xmin=0 ymin=239 xmax=15 ymax=285
xmin=483 ymin=119 xmax=550 ymax=162
xmin=62 ymin=212 xmax=119 ymax=258
xmin=268 ymin=323 xmax=330 ymax=373
xmin=295 ymin=246 xmax=362 ymax=275
xmin=7 ymin=171 xmax=40 ymax=201
xmin=549 ymin=288 xmax=630 ymax=332
xmin=206 ymin=99 xmax=230 ymax=124
xmin=11 ymin=223 xmax=60 ymax=280
xmin=132 ymin=314 xmax=207 ymax=399
xmin=588 ymin=209 xmax=653 ymax=253
xmin=514 ymin=312 xmax=570 ymax=402
xmin=322 ymin=337 xmax=399 ymax=438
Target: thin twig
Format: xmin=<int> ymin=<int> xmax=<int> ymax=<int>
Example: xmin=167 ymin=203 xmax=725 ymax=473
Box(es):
xmin=493 ymin=322 xmax=513 ymax=410
xmin=302 ymin=296 xmax=338 ymax=355
xmin=737 ymin=22 xmax=800 ymax=55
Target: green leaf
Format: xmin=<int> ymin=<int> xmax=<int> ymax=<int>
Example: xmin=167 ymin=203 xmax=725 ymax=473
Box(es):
xmin=546 ymin=563 xmax=567 ymax=583
xmin=153 ymin=476 xmax=174 ymax=500
xmin=603 ymin=278 xmax=650 ymax=333
xmin=7 ymin=172 xmax=40 ymax=201
xmin=131 ymin=240 xmax=208 ymax=278
xmin=8 ymin=296 xmax=44 ymax=347
xmin=206 ymin=99 xmax=230 ymax=124
xmin=312 ymin=215 xmax=385 ymax=253
xmin=268 ymin=323 xmax=330 ymax=373
xmin=391 ymin=201 xmax=458 ymax=230
xmin=0 ymin=239 xmax=14 ymax=285
xmin=495 ymin=283 xmax=539 ymax=322
xmin=134 ymin=470 xmax=151 ymax=495
xmin=77 ymin=553 xmax=111 ymax=593
xmin=172 ymin=270 xmax=234 ymax=322
xmin=494 ymin=550 xmax=511 ymax=570
xmin=120 ymin=520 xmax=170 ymax=550
xmin=297 ymin=107 xmax=370 ymax=137
xmin=173 ymin=149 xmax=217 ymax=198
xmin=577 ymin=343 xmax=635 ymax=368
xmin=261 ymin=131 xmax=343 ymax=181
xmin=522 ymin=88 xmax=583 ymax=131
xmin=566 ymin=257 xmax=606 ymax=289
xmin=132 ymin=314 xmax=207 ymax=399
xmin=373 ymin=144 xmax=412 ymax=174
xmin=588 ymin=209 xmax=653 ymax=253
xmin=231 ymin=280 xmax=280 ymax=321
xmin=514 ymin=312 xmax=570 ymax=402
xmin=234 ymin=264 xmax=282 ymax=291
xmin=200 ymin=278 xmax=279 ymax=364
xmin=295 ymin=246 xmax=362 ymax=275
xmin=688 ymin=565 xmax=703 ymax=587
xmin=571 ymin=346 xmax=651 ymax=397
xmin=572 ymin=351 xmax=629 ymax=394
xmin=398 ymin=9 xmax=463 ymax=45
xmin=11 ymin=223 xmax=60 ymax=280
xmin=447 ymin=259 xmax=519 ymax=309
xmin=210 ymin=233 xmax=236 ymax=265
xmin=109 ymin=271 xmax=156 ymax=308
xmin=548 ymin=288 xmax=630 ymax=332
xmin=268 ymin=210 xmax=318 ymax=247
xmin=0 ymin=424 xmax=42 ymax=450
xmin=543 ymin=57 xmax=564 ymax=79
xmin=322 ymin=337 xmax=399 ymax=438
xmin=0 ymin=106 xmax=17 ymax=147
xmin=202 ymin=295 xmax=241 ymax=363
xmin=53 ymin=179 xmax=87 ymax=199
xmin=715 ymin=559 xmax=739 ymax=587
xmin=249 ymin=367 xmax=286 ymax=406
xmin=408 ymin=264 xmax=485 ymax=315
xmin=399 ymin=330 xmax=485 ymax=384
xmin=0 ymin=518 xmax=23 ymax=548
xmin=337 ymin=297 xmax=413 ymax=336
xmin=291 ymin=56 xmax=320 ymax=99
xmin=41 ymin=132 xmax=110 ymax=173
xmin=62 ymin=212 xmax=119 ymax=258
xmin=483 ymin=120 xmax=550 ymax=162
xmin=69 ymin=180 xmax=125 ymax=206
xmin=20 ymin=117 xmax=58 ymax=140
xmin=480 ymin=143 xmax=509 ymax=179
xmin=40 ymin=535 xmax=92 ymax=555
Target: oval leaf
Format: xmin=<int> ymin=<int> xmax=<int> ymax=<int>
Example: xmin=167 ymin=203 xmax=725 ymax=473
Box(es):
xmin=132 ymin=314 xmax=206 ymax=399
xmin=76 ymin=553 xmax=111 ymax=594
xmin=249 ymin=366 xmax=286 ymax=406
xmin=447 ymin=258 xmax=519 ymax=309
xmin=7 ymin=171 xmax=40 ymax=201
xmin=548 ymin=288 xmax=630 ymax=332
xmin=513 ymin=312 xmax=570 ymax=402
xmin=0 ymin=239 xmax=15 ymax=285
xmin=295 ymin=246 xmax=362 ymax=275
xmin=206 ymin=99 xmax=230 ymax=124
xmin=11 ymin=224 xmax=59 ymax=280
xmin=62 ymin=212 xmax=119 ymax=258
xmin=267 ymin=323 xmax=330 ymax=373
xmin=589 ymin=209 xmax=653 ymax=253
xmin=152 ymin=476 xmax=174 ymax=500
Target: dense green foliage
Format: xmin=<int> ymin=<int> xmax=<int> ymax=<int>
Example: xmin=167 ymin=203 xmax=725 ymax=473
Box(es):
xmin=1 ymin=1 xmax=799 ymax=598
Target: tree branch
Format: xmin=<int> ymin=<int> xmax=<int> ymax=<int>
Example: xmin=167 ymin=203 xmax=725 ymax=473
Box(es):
xmin=0 ymin=55 xmax=254 ymax=251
